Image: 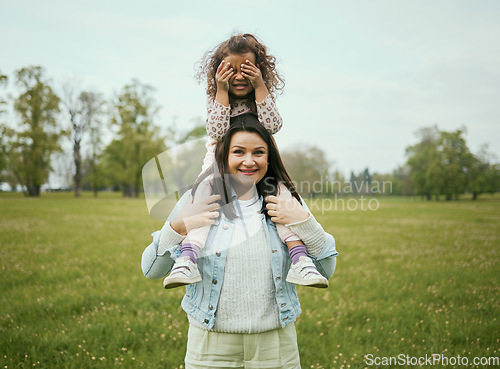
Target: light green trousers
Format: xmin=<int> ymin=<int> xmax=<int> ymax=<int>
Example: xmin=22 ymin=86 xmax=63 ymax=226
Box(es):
xmin=185 ymin=323 xmax=301 ymax=369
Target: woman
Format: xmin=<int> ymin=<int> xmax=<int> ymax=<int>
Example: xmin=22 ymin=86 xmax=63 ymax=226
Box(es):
xmin=141 ymin=113 xmax=338 ymax=368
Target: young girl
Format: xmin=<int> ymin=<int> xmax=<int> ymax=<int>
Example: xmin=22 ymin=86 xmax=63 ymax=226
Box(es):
xmin=163 ymin=33 xmax=328 ymax=289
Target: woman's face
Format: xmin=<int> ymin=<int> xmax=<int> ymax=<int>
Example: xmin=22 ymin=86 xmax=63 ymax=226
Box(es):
xmin=228 ymin=131 xmax=268 ymax=188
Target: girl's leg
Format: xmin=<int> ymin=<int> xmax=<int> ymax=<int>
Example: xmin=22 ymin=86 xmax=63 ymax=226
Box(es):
xmin=179 ymin=242 xmax=200 ymax=264
xmin=164 ymin=229 xmax=209 ymax=289
xmin=164 ymin=177 xmax=213 ymax=289
xmin=274 ymin=184 xmax=308 ymax=264
xmin=276 ymin=225 xmax=307 ymax=264
xmin=275 ymin=185 xmax=328 ymax=288
xmin=277 ymin=224 xmax=328 ymax=288
xmin=201 ymin=138 xmax=217 ymax=173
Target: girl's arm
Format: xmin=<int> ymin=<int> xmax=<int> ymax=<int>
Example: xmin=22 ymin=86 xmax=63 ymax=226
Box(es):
xmin=206 ymin=98 xmax=230 ymax=141
xmin=256 ymin=95 xmax=283 ymax=135
xmin=215 ymin=60 xmax=233 ymax=107
xmin=206 ymin=61 xmax=233 ymax=141
xmin=241 ymin=60 xmax=284 ymax=135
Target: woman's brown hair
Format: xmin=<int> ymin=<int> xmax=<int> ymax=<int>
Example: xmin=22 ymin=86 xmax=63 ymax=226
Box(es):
xmin=192 ymin=113 xmax=300 ymax=220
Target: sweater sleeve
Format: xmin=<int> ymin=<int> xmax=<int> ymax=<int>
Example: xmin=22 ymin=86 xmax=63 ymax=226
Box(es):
xmin=256 ymin=94 xmax=283 ymax=135
xmin=286 ymin=215 xmax=326 ymax=258
xmin=286 ymin=198 xmax=338 ymax=279
xmin=206 ymin=98 xmax=230 ymax=141
xmin=141 ymin=191 xmax=190 ymax=279
xmin=157 ymin=223 xmax=186 ymax=256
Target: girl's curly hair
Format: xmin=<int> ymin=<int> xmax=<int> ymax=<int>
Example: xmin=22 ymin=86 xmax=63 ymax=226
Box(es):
xmin=195 ymin=33 xmax=285 ymax=101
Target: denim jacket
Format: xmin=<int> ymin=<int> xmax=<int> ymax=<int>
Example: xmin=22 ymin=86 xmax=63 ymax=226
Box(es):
xmin=141 ymin=190 xmax=338 ymax=330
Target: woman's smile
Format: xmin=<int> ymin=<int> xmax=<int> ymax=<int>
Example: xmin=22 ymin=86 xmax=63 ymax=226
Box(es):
xmin=228 ymin=131 xmax=268 ymax=193
xmin=238 ymin=168 xmax=258 ymax=176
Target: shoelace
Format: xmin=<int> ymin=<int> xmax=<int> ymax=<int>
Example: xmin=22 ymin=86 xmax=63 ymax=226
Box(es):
xmin=299 ymin=265 xmax=321 ymax=277
xmin=170 ymin=264 xmax=191 ymax=276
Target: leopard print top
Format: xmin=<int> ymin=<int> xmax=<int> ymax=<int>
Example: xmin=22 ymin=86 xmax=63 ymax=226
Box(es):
xmin=206 ymin=94 xmax=283 ymax=141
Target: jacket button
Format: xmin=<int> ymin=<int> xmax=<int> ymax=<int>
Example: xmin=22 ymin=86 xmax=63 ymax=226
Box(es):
xmin=216 ymin=251 xmax=221 ymax=257
xmin=272 ymin=250 xmax=277 ymax=253
xmin=275 ymin=277 xmax=281 ymax=281
xmin=209 ymin=304 xmax=213 ymax=310
xmin=280 ymin=303 xmax=286 ymax=308
xmin=223 ymin=224 xmax=228 ymax=230
xmin=212 ymin=279 xmax=217 ymax=285
xmin=204 ymin=319 xmax=209 ymax=324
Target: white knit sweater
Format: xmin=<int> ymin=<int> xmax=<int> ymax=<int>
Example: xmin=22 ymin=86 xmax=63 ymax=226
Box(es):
xmin=189 ymin=196 xmax=281 ymax=333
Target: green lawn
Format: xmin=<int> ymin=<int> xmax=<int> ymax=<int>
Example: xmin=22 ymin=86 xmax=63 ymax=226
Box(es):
xmin=1 ymin=193 xmax=499 ymax=368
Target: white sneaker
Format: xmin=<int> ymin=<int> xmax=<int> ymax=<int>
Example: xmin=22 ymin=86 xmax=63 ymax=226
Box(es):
xmin=286 ymin=256 xmax=329 ymax=288
xmin=163 ymin=256 xmax=202 ymax=289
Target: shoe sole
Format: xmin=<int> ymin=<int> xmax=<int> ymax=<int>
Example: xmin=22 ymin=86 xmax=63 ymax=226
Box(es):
xmin=285 ymin=276 xmax=329 ymax=288
xmin=164 ymin=275 xmax=202 ymax=289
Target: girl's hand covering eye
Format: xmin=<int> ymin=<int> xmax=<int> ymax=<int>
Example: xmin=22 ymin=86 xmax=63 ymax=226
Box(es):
xmin=241 ymin=60 xmax=264 ymax=89
xmin=215 ymin=60 xmax=234 ymax=92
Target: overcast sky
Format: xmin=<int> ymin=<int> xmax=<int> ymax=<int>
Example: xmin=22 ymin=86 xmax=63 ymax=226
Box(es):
xmin=2 ymin=0 xmax=499 ymax=176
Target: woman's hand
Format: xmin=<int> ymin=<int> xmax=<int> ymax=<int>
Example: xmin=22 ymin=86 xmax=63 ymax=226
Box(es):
xmin=215 ymin=61 xmax=234 ymax=93
xmin=170 ymin=194 xmax=221 ymax=236
xmin=265 ymin=195 xmax=310 ymax=225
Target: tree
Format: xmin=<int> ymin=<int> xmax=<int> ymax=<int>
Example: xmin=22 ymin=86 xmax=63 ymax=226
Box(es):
xmin=9 ymin=66 xmax=63 ymax=196
xmin=406 ymin=125 xmax=496 ymax=201
xmin=0 ymin=71 xmax=7 ymax=114
xmin=62 ymin=82 xmax=84 ymax=197
xmin=177 ymin=117 xmax=206 ymax=144
xmin=62 ymin=82 xmax=105 ymax=197
xmin=391 ymin=165 xmax=414 ymax=196
xmin=281 ymin=145 xmax=331 ymax=197
xmin=406 ymin=126 xmax=440 ymax=200
xmin=0 ymin=71 xmax=8 ymax=183
xmin=434 ymin=129 xmax=471 ymax=200
xmin=467 ymin=144 xmax=499 ymax=200
xmin=81 ymin=91 xmax=106 ymax=197
xmin=104 ymin=80 xmax=166 ymax=197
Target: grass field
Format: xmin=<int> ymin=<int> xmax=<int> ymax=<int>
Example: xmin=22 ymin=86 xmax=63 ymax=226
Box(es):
xmin=1 ymin=192 xmax=499 ymax=368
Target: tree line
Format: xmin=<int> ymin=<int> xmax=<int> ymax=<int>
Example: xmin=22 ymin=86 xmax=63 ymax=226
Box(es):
xmin=1 ymin=66 xmax=498 ymax=200
xmin=404 ymin=126 xmax=498 ymax=200
xmin=281 ymin=127 xmax=498 ymax=201
xmin=0 ymin=66 xmax=204 ymax=197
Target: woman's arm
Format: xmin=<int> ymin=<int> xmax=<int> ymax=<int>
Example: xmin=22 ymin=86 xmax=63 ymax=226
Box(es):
xmin=265 ymin=194 xmax=338 ymax=279
xmin=141 ymin=191 xmax=189 ymax=279
xmin=286 ymin=200 xmax=338 ymax=279
xmin=141 ymin=191 xmax=220 ymax=279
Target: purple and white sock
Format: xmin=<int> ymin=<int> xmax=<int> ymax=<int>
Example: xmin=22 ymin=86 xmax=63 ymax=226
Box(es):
xmin=180 ymin=243 xmax=200 ymax=264
xmin=289 ymin=244 xmax=307 ymax=265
